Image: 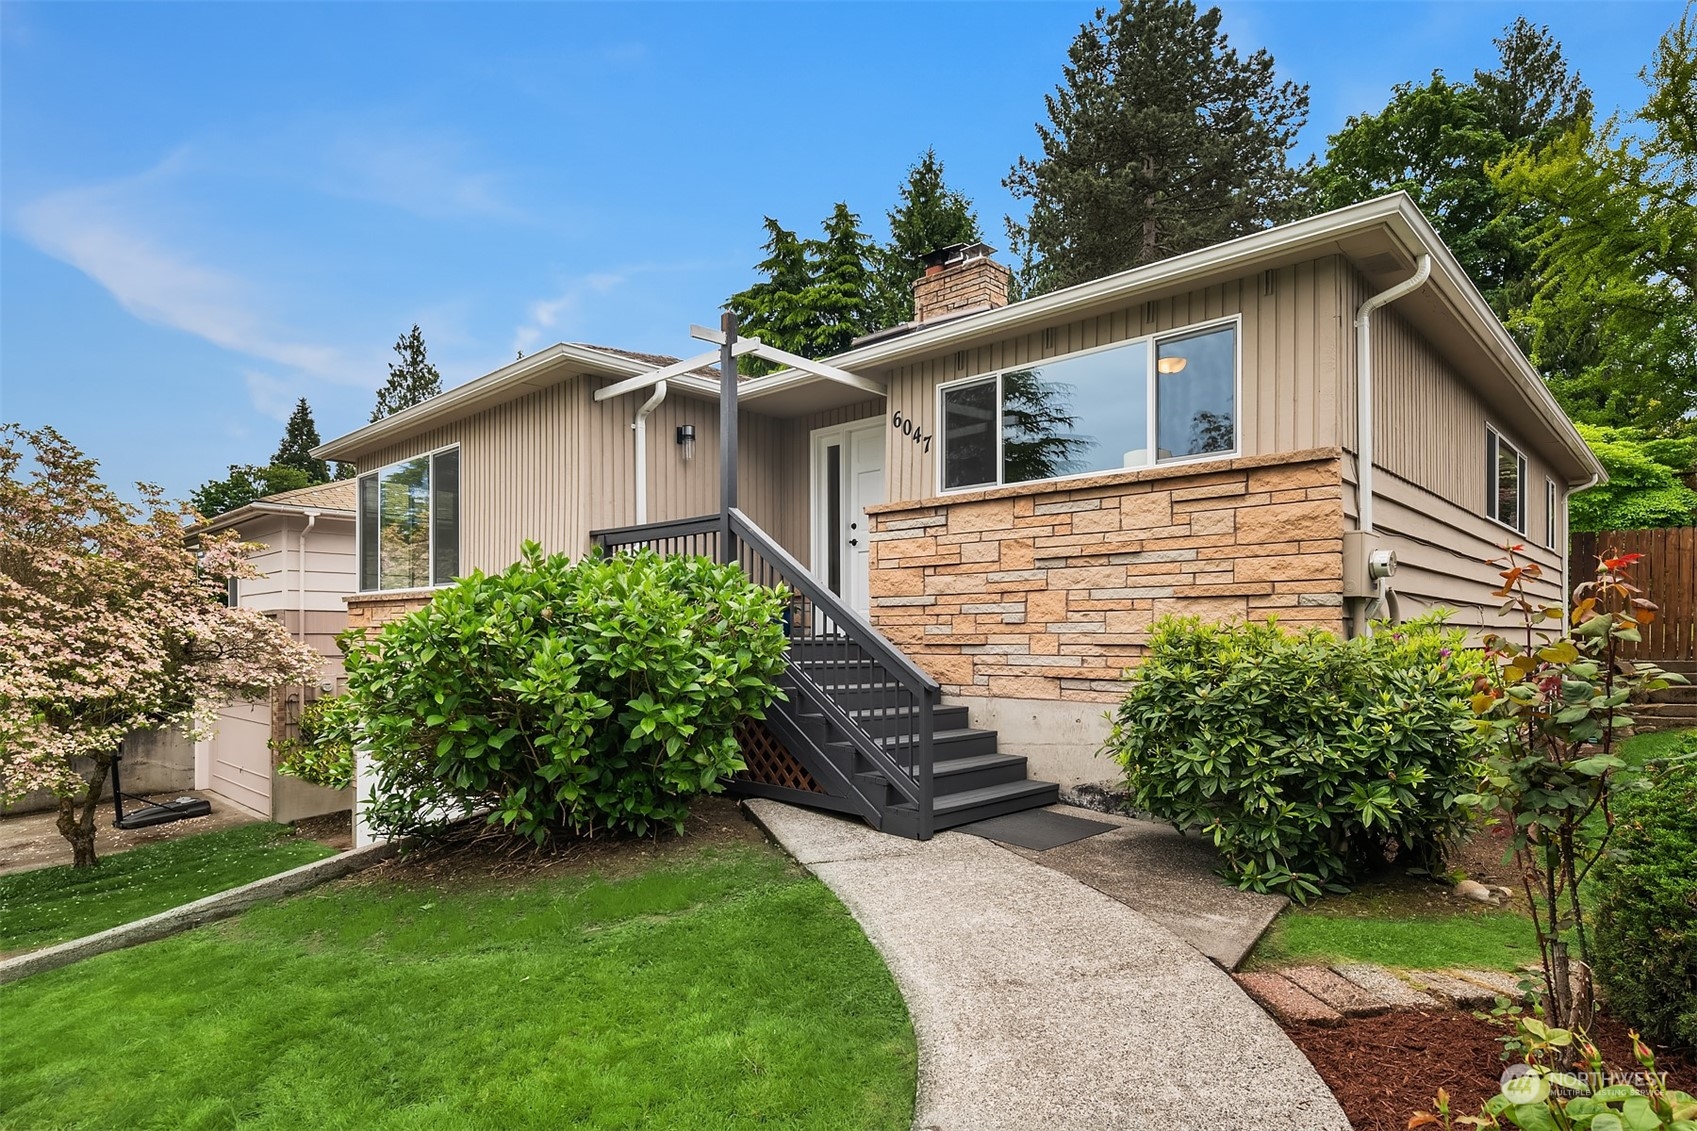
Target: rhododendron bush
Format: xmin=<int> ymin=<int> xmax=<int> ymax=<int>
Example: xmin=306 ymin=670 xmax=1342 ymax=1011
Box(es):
xmin=0 ymin=425 xmax=320 ymax=866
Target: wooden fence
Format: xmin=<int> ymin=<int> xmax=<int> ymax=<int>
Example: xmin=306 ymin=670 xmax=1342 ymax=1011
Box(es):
xmin=1570 ymin=527 xmax=1697 ymax=662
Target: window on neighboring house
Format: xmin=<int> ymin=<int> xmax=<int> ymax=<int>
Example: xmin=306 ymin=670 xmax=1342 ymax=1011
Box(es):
xmin=357 ymin=447 xmax=460 ymax=591
xmin=1545 ymin=478 xmax=1559 ymax=549
xmin=1486 ymin=428 xmax=1526 ymax=533
xmin=939 ymin=321 xmax=1237 ymax=491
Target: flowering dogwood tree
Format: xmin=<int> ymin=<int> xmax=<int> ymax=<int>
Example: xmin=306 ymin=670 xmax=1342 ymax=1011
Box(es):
xmin=0 ymin=426 xmax=321 ymax=867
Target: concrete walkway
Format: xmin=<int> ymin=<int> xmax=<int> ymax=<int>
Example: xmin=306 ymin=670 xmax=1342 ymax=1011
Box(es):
xmin=745 ymin=800 xmax=1349 ymax=1131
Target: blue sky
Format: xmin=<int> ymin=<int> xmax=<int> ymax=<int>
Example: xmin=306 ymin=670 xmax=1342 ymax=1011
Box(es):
xmin=1 ymin=1 xmax=1682 ymax=502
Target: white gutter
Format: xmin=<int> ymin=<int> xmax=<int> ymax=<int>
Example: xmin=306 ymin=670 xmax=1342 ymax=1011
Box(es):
xmin=632 ymin=382 xmax=667 ymax=525
xmin=298 ymin=510 xmax=319 ymax=644
xmin=1353 ymin=254 xmax=1432 ymax=533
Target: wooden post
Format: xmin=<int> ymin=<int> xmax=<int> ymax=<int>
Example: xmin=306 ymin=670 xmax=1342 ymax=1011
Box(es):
xmin=720 ymin=312 xmax=739 ymax=565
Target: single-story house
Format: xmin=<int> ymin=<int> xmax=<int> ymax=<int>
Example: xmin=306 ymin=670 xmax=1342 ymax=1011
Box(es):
xmin=314 ymin=193 xmax=1602 ymax=839
xmin=189 ymin=480 xmax=357 ymax=822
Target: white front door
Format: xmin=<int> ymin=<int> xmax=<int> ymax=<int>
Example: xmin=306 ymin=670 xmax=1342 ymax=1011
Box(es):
xmin=812 ymin=419 xmax=886 ymax=618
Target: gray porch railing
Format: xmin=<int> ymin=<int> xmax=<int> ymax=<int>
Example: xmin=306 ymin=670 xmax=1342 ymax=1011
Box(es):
xmin=590 ymin=507 xmax=938 ymax=839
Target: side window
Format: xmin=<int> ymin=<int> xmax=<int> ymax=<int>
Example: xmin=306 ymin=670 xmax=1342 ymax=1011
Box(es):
xmin=1545 ymin=478 xmax=1558 ymax=549
xmin=1486 ymin=428 xmax=1526 ymax=533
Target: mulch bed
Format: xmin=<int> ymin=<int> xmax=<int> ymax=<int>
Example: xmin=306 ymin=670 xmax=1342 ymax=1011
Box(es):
xmin=1286 ymin=1008 xmax=1696 ymax=1131
xmin=349 ymin=795 xmax=772 ymax=889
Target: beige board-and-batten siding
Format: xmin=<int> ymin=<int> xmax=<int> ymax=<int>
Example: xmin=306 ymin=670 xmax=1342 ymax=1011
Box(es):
xmin=865 ymin=449 xmax=1347 ymax=704
xmin=879 ymin=255 xmax=1353 ymax=503
xmin=1337 ymin=271 xmax=1565 ymax=625
xmin=353 ymin=370 xmax=881 ymax=575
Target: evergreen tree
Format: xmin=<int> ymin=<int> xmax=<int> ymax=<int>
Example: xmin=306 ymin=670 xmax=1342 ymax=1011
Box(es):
xmin=1492 ymin=9 xmax=1697 ymax=434
xmin=801 ymin=204 xmax=880 ymax=357
xmin=1310 ymin=18 xmax=1590 ymax=319
xmin=1005 ymin=0 xmax=1309 ymax=296
xmin=270 ymin=397 xmax=329 ymax=483
xmin=371 ymin=324 xmax=443 ymax=422
xmin=726 ymin=218 xmax=816 ymax=376
xmin=874 ymin=149 xmax=983 ymax=325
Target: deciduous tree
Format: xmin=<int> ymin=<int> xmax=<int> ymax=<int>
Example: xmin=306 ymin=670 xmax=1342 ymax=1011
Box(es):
xmin=1492 ymin=8 xmax=1697 ymax=434
xmin=189 ymin=463 xmax=312 ymax=519
xmin=1005 ymin=0 xmax=1309 ymax=295
xmin=1570 ymin=425 xmax=1697 ymax=532
xmin=1310 ymin=18 xmax=1591 ymax=321
xmin=0 ymin=426 xmax=320 ymax=866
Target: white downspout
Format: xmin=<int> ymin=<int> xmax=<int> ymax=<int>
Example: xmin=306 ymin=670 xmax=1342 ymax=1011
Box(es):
xmin=632 ymin=381 xmax=668 ymax=525
xmin=1562 ymin=470 xmax=1602 ymax=628
xmin=297 ymin=510 xmax=319 ymax=643
xmin=1354 ymin=254 xmax=1432 ymax=534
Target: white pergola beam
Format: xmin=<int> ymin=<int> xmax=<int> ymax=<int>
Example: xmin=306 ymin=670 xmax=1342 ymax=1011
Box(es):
xmin=694 ymin=324 xmax=885 ymax=396
xmin=591 ymin=342 xmax=756 ymax=402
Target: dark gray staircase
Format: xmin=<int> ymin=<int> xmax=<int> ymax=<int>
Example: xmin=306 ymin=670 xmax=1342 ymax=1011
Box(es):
xmin=788 ymin=639 xmax=1059 ymax=836
xmin=592 ymin=508 xmax=1059 ymax=840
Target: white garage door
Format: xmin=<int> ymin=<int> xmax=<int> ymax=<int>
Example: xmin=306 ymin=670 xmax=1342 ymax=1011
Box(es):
xmin=209 ymin=699 xmax=272 ymax=816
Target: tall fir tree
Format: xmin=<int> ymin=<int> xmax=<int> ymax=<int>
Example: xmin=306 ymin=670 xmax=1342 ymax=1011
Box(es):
xmin=1309 ymin=18 xmax=1591 ymax=321
xmin=1005 ymin=0 xmax=1309 ymax=296
xmin=874 ymin=149 xmax=983 ymax=325
xmin=726 ymin=218 xmax=816 ymax=376
xmin=270 ymin=397 xmax=330 ymax=483
xmin=371 ymin=324 xmax=443 ymax=422
xmin=801 ymin=204 xmax=880 ymax=357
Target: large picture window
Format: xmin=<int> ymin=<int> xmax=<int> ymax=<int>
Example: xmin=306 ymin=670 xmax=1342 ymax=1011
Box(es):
xmin=358 ymin=447 xmax=460 ymax=591
xmin=1486 ymin=428 xmax=1525 ymax=533
xmin=939 ymin=322 xmax=1237 ymax=492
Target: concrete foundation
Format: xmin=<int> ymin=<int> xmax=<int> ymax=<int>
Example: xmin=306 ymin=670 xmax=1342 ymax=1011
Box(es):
xmin=948 ymin=695 xmax=1116 ymax=787
xmin=272 ymin=777 xmax=352 ymax=824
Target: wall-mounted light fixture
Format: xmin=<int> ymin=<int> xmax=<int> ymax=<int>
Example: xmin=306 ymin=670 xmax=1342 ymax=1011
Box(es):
xmin=676 ymin=424 xmax=696 ymax=463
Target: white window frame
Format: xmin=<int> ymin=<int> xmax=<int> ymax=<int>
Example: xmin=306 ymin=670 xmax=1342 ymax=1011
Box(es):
xmin=934 ymin=315 xmax=1242 ymax=494
xmin=356 ymin=443 xmax=461 ymax=592
xmin=1485 ymin=426 xmax=1527 ymax=535
xmin=1545 ymin=477 xmax=1559 ymax=549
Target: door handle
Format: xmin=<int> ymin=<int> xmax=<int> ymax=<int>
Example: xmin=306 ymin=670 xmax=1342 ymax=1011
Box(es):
xmin=848 ymin=538 xmax=859 ymax=547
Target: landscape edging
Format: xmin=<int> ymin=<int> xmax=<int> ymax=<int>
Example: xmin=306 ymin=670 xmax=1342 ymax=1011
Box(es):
xmin=0 ymin=837 xmax=405 ymax=986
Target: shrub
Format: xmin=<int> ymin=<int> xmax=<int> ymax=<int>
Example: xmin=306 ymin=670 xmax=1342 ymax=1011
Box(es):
xmin=1106 ymin=614 xmax=1488 ymax=900
xmin=271 ymin=695 xmax=356 ymax=791
xmin=351 ymin=545 xmax=788 ymax=843
xmin=1593 ymin=741 xmax=1697 ymax=1052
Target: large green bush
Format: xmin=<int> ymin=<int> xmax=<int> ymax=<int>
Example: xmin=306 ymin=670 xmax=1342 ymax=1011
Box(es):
xmin=1106 ymin=615 xmax=1488 ymax=900
xmin=1593 ymin=743 xmax=1697 ymax=1052
xmin=350 ymin=545 xmax=788 ymax=842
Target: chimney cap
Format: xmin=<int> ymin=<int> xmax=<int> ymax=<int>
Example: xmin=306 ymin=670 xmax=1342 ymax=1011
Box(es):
xmin=920 ymin=241 xmax=997 ymax=270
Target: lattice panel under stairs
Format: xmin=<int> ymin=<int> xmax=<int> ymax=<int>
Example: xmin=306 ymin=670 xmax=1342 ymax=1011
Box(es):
xmin=736 ymin=718 xmax=824 ymax=794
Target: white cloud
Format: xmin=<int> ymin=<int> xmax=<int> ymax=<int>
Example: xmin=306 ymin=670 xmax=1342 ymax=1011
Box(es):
xmin=511 ymin=271 xmax=627 ymax=355
xmin=14 ymin=169 xmax=364 ymax=390
xmin=312 ymin=128 xmax=525 ymax=222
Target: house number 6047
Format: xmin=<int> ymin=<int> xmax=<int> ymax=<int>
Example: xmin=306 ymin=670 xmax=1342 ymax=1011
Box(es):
xmin=891 ymin=411 xmax=932 ymax=454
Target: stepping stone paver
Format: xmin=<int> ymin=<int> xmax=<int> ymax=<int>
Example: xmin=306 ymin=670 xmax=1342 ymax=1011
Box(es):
xmin=1282 ymin=965 xmax=1391 ymax=1016
xmin=1331 ymin=963 xmax=1437 ymax=1008
xmin=1452 ymin=968 xmax=1532 ymax=1001
xmin=1408 ymin=969 xmax=1498 ymax=1009
xmin=1233 ymin=972 xmax=1344 ymax=1027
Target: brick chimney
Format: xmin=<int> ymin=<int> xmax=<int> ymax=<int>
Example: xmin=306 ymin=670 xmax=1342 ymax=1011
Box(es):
xmin=911 ymin=242 xmax=1010 ymax=324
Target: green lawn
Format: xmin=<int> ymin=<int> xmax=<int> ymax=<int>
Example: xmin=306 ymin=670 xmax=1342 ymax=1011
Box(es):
xmin=1248 ymin=728 xmax=1696 ymax=974
xmin=1250 ymin=907 xmax=1539 ymax=971
xmin=0 ymin=823 xmax=340 ymax=953
xmin=0 ymin=843 xmax=917 ymax=1131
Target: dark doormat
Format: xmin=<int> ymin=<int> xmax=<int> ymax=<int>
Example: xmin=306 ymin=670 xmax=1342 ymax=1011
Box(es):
xmin=958 ymin=808 xmax=1117 ymax=851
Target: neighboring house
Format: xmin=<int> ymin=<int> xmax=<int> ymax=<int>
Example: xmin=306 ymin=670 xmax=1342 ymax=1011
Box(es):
xmin=189 ymin=480 xmax=357 ymax=822
xmin=314 ymin=193 xmax=1603 ymax=838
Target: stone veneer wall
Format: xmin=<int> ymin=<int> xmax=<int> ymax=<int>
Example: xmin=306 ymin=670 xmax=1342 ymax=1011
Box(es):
xmin=865 ymin=448 xmax=1347 ymax=703
xmin=345 ymin=589 xmax=437 ymax=632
